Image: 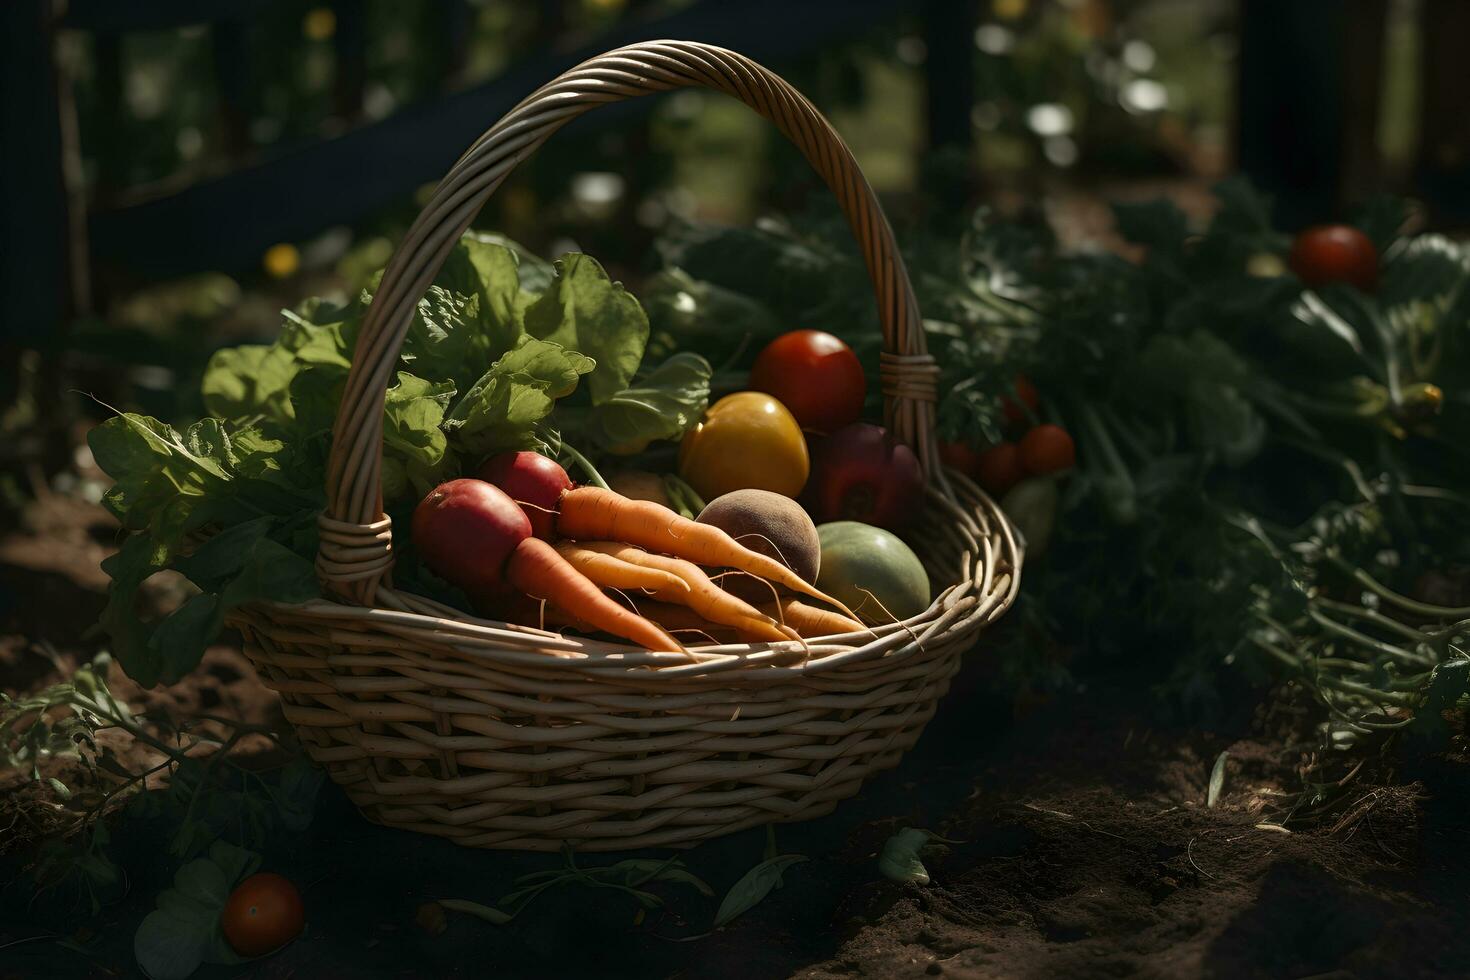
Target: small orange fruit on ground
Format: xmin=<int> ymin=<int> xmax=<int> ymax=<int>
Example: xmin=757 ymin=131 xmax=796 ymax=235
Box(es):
xmin=221 ymin=872 xmax=304 ymax=957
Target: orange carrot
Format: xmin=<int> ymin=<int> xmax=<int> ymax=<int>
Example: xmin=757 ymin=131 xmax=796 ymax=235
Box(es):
xmin=576 ymin=541 xmax=799 ymax=645
xmin=554 ymin=542 xmax=690 ymax=596
xmin=613 ymin=600 xmax=743 ymax=644
xmin=535 ymin=599 xmax=765 ymax=647
xmin=505 ymin=537 xmax=686 ymax=655
xmin=759 ymin=598 xmax=867 ymax=638
xmin=556 ymin=487 xmax=858 ymax=620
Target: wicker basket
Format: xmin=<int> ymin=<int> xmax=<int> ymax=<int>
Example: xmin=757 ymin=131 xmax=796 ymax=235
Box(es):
xmin=231 ymin=40 xmax=1022 ymax=852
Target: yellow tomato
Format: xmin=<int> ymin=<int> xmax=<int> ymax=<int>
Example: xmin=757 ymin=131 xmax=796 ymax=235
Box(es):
xmin=679 ymin=392 xmax=809 ymax=500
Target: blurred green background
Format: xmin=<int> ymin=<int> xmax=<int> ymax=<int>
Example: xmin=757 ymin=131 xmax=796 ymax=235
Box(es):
xmin=2 ymin=0 xmax=1464 ymax=509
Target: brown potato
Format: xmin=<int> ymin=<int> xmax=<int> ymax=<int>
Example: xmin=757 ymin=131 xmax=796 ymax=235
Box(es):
xmin=696 ymin=489 xmax=821 ymax=601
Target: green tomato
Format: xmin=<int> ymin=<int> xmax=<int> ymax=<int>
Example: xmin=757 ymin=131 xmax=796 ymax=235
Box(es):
xmin=816 ymin=521 xmax=931 ymax=624
xmin=1001 ymin=476 xmax=1058 ymax=558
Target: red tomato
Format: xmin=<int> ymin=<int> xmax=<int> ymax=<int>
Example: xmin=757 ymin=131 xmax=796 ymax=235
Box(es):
xmin=750 ymin=330 xmax=867 ymax=434
xmin=221 ymin=873 xmax=304 ymax=957
xmin=1018 ymin=424 xmax=1076 ymax=475
xmin=975 ymin=442 xmax=1026 ymax=496
xmin=1001 ymin=375 xmax=1041 ymax=426
xmin=938 ymin=440 xmax=984 ymax=478
xmin=1288 ymin=225 xmax=1378 ymax=291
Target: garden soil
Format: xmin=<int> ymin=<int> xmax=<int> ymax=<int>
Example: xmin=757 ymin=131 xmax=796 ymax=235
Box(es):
xmin=3 ymin=490 xmax=1468 ymax=980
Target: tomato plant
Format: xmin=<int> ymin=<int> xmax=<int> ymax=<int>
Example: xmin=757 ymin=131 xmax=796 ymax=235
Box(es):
xmin=750 ymin=329 xmax=867 ymax=433
xmin=1288 ymin=224 xmax=1378 ymax=291
xmin=1018 ymin=424 xmax=1075 ymax=475
xmin=221 ymin=872 xmax=305 ymax=957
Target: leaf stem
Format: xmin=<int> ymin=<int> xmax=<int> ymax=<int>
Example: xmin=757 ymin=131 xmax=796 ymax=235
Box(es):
xmin=1331 ymin=559 xmax=1470 ymax=618
xmin=1311 ymin=597 xmax=1434 ymax=647
xmin=558 ymin=442 xmax=609 ymax=490
xmin=1306 ymin=609 xmax=1433 ymax=668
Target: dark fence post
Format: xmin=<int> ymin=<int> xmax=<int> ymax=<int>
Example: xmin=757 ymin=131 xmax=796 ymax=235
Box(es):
xmin=93 ymin=34 xmax=126 ymax=200
xmin=1341 ymin=0 xmax=1388 ymax=204
xmin=440 ymin=0 xmax=472 ymax=89
xmin=1 ymin=0 xmax=84 ymax=468
xmin=1236 ymin=0 xmax=1361 ymax=228
xmin=211 ymin=20 xmax=253 ymax=158
xmin=922 ymin=0 xmax=976 ymax=210
xmin=1416 ymin=0 xmax=1470 ymax=226
xmin=332 ymin=0 xmax=366 ymax=121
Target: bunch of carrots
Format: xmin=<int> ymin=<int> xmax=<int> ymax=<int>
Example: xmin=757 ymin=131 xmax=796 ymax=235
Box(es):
xmin=412 ymin=452 xmax=867 ymax=658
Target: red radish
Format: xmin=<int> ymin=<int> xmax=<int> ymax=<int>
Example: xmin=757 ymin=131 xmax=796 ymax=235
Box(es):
xmin=477 ymin=451 xmax=573 ymax=540
xmin=412 ymin=479 xmax=531 ymax=599
xmin=803 ymin=422 xmax=924 ymax=529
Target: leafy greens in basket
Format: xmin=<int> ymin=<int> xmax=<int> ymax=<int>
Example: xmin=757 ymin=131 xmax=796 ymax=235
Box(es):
xmin=90 ymin=234 xmax=711 ymax=686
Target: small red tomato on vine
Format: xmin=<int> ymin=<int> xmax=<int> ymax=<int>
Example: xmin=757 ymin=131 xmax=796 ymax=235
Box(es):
xmin=1019 ymin=424 xmax=1075 ymax=475
xmin=938 ymin=440 xmax=983 ymax=478
xmin=1288 ymin=225 xmax=1378 ymax=291
xmin=975 ymin=442 xmax=1026 ymax=496
xmin=1001 ymin=375 xmax=1041 ymax=426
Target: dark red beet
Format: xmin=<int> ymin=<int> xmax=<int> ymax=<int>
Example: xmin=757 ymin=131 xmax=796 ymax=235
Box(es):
xmin=476 ymin=451 xmax=573 ymax=540
xmin=411 ymin=479 xmax=532 ymax=599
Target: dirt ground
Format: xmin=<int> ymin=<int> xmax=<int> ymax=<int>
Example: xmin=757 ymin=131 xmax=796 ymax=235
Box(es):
xmin=3 ymin=490 xmax=1469 ymax=980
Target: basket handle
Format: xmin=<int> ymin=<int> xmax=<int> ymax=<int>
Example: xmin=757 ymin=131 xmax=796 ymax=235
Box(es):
xmin=319 ymin=40 xmax=938 ymax=602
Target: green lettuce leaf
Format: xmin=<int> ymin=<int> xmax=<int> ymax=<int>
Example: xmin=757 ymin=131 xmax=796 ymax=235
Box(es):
xmin=437 ymin=232 xmax=529 ymax=351
xmin=445 ymin=336 xmax=594 ymax=457
xmin=199 ymin=345 xmax=296 ymax=423
xmin=399 ymin=285 xmax=494 ymax=397
xmin=383 ymin=372 xmax=457 ymax=497
xmin=88 ymin=415 xmax=233 ymax=536
xmin=575 ymin=352 xmax=712 ymax=452
xmin=523 ymin=253 xmax=648 ymax=405
xmin=103 ymin=514 xmax=319 ymax=688
xmin=98 ymin=534 xmax=174 ymax=687
xmin=201 ymin=310 xmax=353 ymax=423
xmin=90 ymin=412 xmax=322 ymax=686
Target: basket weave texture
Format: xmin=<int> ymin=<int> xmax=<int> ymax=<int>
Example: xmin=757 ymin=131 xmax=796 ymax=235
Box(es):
xmin=231 ymin=40 xmax=1022 ymax=851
